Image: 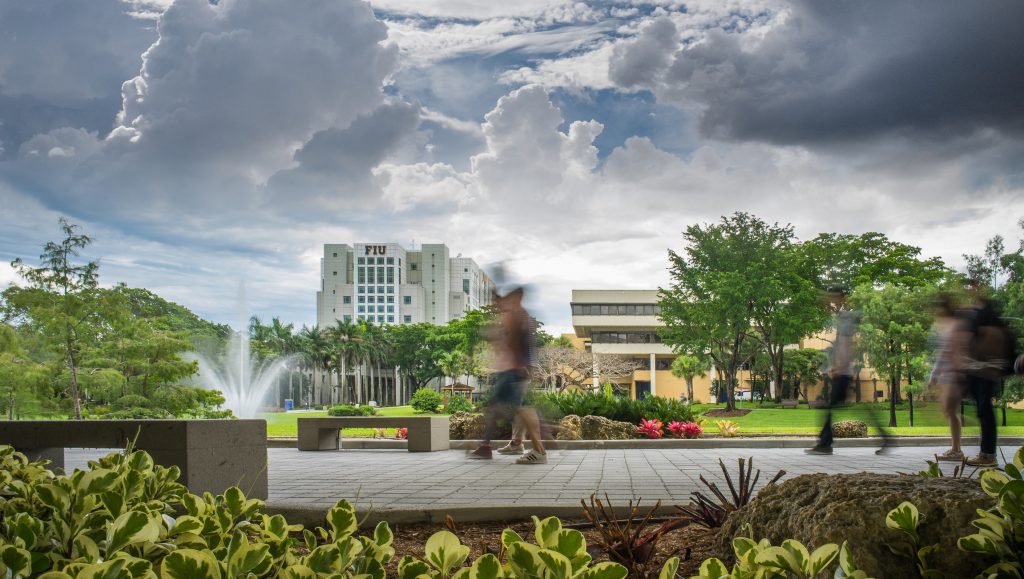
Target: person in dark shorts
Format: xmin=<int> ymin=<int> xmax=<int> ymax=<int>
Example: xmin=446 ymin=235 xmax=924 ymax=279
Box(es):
xmin=468 ymin=286 xmax=547 ymax=464
xmin=806 ymin=288 xmax=890 ymax=455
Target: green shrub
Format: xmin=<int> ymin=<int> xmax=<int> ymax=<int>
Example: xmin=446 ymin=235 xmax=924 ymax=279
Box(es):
xmin=0 ymin=444 xmax=633 ymax=578
xmin=410 ymin=387 xmax=443 ymax=413
xmin=112 ymin=394 xmax=151 ymax=410
xmin=103 ymin=406 xmax=173 ymax=419
xmin=536 ymin=390 xmax=696 ymax=424
xmin=328 ymin=404 xmax=378 ymax=417
xmin=444 ymin=394 xmax=473 ymax=414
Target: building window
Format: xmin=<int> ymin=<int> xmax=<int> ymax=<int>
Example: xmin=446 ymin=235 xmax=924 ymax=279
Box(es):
xmin=342 ymin=296 xmax=351 ymax=304
xmin=386 ymin=257 xmax=394 ymax=264
xmin=403 ymin=296 xmax=412 ymax=305
xmin=387 ymin=286 xmax=394 ymax=294
xmin=377 ymin=305 xmax=385 ymax=313
xmin=358 ymin=296 xmax=365 ymax=303
xmin=357 ymin=257 xmax=364 ymax=264
xmin=332 ymin=271 xmax=337 ymax=276
xmin=403 ymin=315 xmax=412 ymax=323
xmin=387 ymin=296 xmax=394 ymax=303
xmin=358 ymin=268 xmax=365 ymax=283
xmin=367 ymin=267 xmax=375 ymax=284
xmin=367 ymin=286 xmax=374 ymax=293
xmin=377 ymin=257 xmax=385 ymax=264
xmin=387 ymin=306 xmax=394 ymax=313
xmin=343 ymin=315 xmax=351 ymax=322
xmin=463 ymin=279 xmax=470 ymax=294
xmin=333 ymin=252 xmax=338 ymax=258
xmin=387 ymin=268 xmax=394 ymax=284
xmin=331 ymin=290 xmax=335 ymax=294
xmin=411 ymin=263 xmax=418 ymax=271
xmin=357 ymin=286 xmax=365 ymax=293
xmin=332 ymin=308 xmax=335 ymax=313
xmin=387 ymin=316 xmax=394 ymax=323
xmin=378 ymin=285 xmax=385 ymax=293
xmin=357 ymin=306 xmax=365 ymax=313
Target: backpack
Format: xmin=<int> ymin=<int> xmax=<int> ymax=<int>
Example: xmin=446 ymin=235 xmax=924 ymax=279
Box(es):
xmin=964 ymin=302 xmax=1019 ymax=380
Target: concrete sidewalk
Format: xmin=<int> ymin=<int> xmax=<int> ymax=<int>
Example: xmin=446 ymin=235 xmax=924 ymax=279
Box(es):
xmin=68 ymin=443 xmax=1007 ymax=526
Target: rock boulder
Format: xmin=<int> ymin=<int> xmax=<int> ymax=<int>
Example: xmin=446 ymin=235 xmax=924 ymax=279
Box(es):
xmin=714 ymin=473 xmax=993 ymax=578
xmin=557 ymin=415 xmax=582 ymax=440
xmin=832 ymin=419 xmax=868 ymax=438
xmin=580 ymin=415 xmax=637 ymax=440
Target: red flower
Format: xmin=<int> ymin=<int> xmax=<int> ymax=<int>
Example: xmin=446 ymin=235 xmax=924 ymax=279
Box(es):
xmin=637 ymin=418 xmax=664 ymax=439
xmin=396 ymin=427 xmax=409 ymax=440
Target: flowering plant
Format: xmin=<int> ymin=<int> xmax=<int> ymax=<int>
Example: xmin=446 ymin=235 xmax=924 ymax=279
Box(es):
xmin=715 ymin=420 xmax=739 ymax=438
xmin=637 ymin=418 xmax=664 ymax=439
xmin=396 ymin=427 xmax=409 ymax=440
xmin=667 ymin=421 xmax=703 ymax=439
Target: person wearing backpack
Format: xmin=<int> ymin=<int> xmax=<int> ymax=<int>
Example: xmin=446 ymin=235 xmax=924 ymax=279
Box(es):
xmin=956 ymin=292 xmax=1018 ymax=467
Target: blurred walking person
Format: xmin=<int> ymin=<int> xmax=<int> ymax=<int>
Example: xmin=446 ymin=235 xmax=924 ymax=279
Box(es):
xmin=956 ymin=290 xmax=1016 ymax=467
xmin=806 ymin=288 xmax=890 ymax=455
xmin=468 ymin=286 xmax=547 ymax=464
xmin=928 ymin=293 xmax=964 ymax=461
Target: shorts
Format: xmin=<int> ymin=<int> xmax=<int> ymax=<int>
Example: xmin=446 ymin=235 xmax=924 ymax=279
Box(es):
xmin=491 ymin=369 xmax=528 ymax=406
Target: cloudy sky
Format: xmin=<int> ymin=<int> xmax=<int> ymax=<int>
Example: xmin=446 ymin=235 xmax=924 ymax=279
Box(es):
xmin=1 ymin=0 xmax=1022 ymax=334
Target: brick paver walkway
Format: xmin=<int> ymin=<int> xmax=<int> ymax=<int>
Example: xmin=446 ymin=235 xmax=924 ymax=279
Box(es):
xmin=70 ymin=445 xmax=977 ymax=511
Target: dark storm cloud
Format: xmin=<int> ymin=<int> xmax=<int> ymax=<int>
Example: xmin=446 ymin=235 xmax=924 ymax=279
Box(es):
xmin=611 ymin=0 xmax=1024 ymax=145
xmin=0 ymin=0 xmax=156 ymax=157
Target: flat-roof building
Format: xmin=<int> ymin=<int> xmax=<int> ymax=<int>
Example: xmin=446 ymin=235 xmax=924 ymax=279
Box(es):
xmin=317 ymin=243 xmax=494 ymax=328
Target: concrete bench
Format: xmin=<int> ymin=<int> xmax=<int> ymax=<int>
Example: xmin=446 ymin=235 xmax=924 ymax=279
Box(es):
xmin=0 ymin=420 xmax=268 ymax=499
xmin=809 ymin=400 xmax=828 ymax=409
xmin=298 ymin=416 xmax=449 ymax=452
xmin=781 ymin=399 xmax=799 ymax=408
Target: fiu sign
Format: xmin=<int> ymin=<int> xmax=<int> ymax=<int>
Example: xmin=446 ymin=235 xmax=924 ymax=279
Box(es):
xmin=364 ymin=245 xmax=387 ymax=256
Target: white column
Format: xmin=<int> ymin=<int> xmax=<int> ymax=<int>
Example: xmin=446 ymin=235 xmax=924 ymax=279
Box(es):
xmin=649 ymin=353 xmax=657 ymax=397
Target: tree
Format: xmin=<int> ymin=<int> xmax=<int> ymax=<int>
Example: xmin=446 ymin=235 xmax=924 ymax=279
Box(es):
xmin=804 ymin=232 xmax=949 ymax=290
xmin=534 ymin=345 xmax=642 ymax=392
xmin=781 ymin=348 xmax=826 ymax=402
xmin=389 ymin=323 xmax=444 ymax=393
xmin=326 ymin=319 xmax=361 ymax=405
xmin=670 ymin=354 xmax=708 ymax=402
xmin=659 ymin=213 xmax=795 ymax=411
xmin=853 ymin=284 xmax=933 ymax=427
xmin=0 ymin=324 xmax=46 ymax=419
xmin=6 ymin=218 xmax=100 ymax=419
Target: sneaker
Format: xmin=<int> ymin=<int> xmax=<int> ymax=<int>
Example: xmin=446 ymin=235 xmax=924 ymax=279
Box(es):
xmin=965 ymin=453 xmax=998 ymax=467
xmin=516 ymin=450 xmax=548 ymax=464
xmin=467 ymin=446 xmax=493 ymax=460
xmin=804 ymin=445 xmax=833 ymax=455
xmin=497 ymin=442 xmax=524 ymax=455
xmin=875 ymin=446 xmax=891 ymax=456
xmin=935 ymin=449 xmax=965 ymax=462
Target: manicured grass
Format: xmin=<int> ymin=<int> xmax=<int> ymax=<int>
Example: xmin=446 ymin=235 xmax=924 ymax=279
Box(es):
xmin=260 ymin=405 xmax=441 ymax=437
xmin=706 ymin=402 xmax=1024 ymax=436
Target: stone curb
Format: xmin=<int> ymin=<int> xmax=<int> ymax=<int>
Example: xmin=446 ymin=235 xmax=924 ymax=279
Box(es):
xmin=268 ymin=436 xmax=1024 ymax=450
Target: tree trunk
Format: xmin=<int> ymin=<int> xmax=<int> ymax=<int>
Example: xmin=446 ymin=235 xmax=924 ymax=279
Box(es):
xmin=68 ymin=352 xmax=83 ymax=420
xmin=725 ymin=368 xmax=736 ymax=412
xmin=686 ymin=378 xmax=694 ymax=403
xmin=888 ymin=378 xmax=898 ymax=428
xmin=908 ymin=392 xmax=914 ymax=427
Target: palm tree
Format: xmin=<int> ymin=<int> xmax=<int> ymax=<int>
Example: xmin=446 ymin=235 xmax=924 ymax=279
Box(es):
xmin=326 ymin=319 xmax=361 ymax=405
xmin=298 ymin=326 xmax=330 ymax=407
xmin=671 ymin=354 xmax=708 ymax=403
xmin=436 ymin=350 xmax=466 ymax=395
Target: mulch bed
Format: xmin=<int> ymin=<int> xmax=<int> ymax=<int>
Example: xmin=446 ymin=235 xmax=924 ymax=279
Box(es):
xmin=383 ymin=517 xmax=719 ymax=577
xmin=703 ymin=408 xmax=752 ymax=418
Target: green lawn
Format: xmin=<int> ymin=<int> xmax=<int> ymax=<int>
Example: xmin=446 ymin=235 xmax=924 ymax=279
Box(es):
xmin=261 ymin=402 xmax=1024 ymax=438
xmin=712 ymin=402 xmax=1024 ymax=436
xmin=261 ymin=405 xmax=437 ymax=437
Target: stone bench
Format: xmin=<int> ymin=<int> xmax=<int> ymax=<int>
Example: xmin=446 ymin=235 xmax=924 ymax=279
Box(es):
xmin=781 ymin=399 xmax=799 ymax=408
xmin=0 ymin=419 xmax=268 ymax=499
xmin=297 ymin=416 xmax=449 ymax=452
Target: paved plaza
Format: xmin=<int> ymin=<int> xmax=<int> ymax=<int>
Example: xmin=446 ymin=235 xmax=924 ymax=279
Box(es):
xmin=68 ymin=443 xmax=993 ymax=523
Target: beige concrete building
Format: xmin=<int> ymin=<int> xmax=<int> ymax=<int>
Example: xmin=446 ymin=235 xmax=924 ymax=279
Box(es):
xmin=317 ymin=243 xmax=494 ymax=328
xmin=571 ymin=289 xmax=895 ymax=403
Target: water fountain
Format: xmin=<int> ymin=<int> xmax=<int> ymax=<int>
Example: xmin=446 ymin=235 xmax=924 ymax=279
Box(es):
xmin=192 ymin=331 xmax=294 ymax=419
xmin=190 ymin=284 xmax=294 ymax=419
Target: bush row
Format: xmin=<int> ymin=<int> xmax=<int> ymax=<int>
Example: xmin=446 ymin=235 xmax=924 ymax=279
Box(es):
xmin=535 ymin=390 xmax=697 ymax=425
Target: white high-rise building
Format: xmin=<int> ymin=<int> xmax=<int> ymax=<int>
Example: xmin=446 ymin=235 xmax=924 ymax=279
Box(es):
xmin=317 ymin=243 xmax=495 ymax=328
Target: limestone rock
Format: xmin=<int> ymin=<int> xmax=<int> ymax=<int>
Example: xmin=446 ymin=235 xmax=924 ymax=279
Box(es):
xmin=447 ymin=411 xmax=512 ymax=440
xmin=832 ymin=419 xmax=868 ymax=438
xmin=580 ymin=415 xmax=637 ymax=440
xmin=714 ymin=473 xmax=993 ymax=578
xmin=556 ymin=415 xmax=582 ymax=440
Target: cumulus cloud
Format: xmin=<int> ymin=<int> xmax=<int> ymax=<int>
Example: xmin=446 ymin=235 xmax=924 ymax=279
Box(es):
xmin=609 ymin=0 xmax=1024 ymax=145
xmin=0 ymin=0 xmax=156 ymax=158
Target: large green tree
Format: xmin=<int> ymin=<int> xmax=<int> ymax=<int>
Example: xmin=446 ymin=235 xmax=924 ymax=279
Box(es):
xmin=670 ymin=354 xmax=709 ymax=403
xmin=659 ymin=213 xmax=796 ymax=411
xmin=804 ymin=232 xmax=949 ymax=290
xmin=5 ymin=218 xmax=101 ymax=419
xmin=853 ymin=284 xmax=933 ymax=427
